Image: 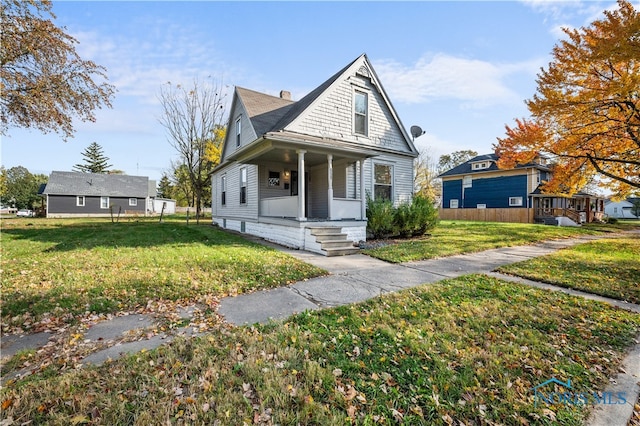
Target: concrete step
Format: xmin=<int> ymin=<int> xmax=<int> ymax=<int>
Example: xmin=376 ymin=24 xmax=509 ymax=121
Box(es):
xmin=309 ymin=227 xmax=343 ymax=236
xmin=325 ymin=246 xmax=361 ymax=257
xmin=315 ymin=233 xmax=349 ymax=242
xmin=320 ymin=240 xmax=357 ymax=249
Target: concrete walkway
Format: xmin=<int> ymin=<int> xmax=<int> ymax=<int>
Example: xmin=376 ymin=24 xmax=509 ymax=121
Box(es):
xmin=1 ymin=232 xmax=638 ymax=425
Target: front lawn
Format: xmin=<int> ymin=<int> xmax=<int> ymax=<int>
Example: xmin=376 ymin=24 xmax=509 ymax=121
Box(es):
xmin=497 ymin=237 xmax=640 ymax=304
xmin=362 ymin=220 xmax=621 ymax=263
xmin=0 ymin=217 xmax=325 ymax=334
xmin=2 ymin=275 xmax=638 ymax=424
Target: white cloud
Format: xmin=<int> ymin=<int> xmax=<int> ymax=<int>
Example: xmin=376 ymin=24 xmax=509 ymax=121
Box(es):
xmin=374 ymin=54 xmax=539 ymax=108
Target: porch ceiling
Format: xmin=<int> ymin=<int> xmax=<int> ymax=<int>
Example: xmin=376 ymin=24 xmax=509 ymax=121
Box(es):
xmin=226 ymin=131 xmax=379 ymax=167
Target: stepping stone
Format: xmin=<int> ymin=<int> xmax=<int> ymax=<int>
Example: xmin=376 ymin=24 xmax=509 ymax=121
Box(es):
xmin=83 ymin=314 xmax=155 ymax=342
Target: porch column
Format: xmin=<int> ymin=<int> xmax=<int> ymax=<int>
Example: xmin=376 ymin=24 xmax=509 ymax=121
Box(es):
xmin=327 ymin=154 xmax=334 ymax=220
xmin=297 ymin=150 xmax=307 ymax=221
xmin=359 ymin=159 xmax=366 ymax=220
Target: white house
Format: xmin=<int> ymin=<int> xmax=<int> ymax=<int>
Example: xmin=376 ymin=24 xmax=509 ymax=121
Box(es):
xmin=605 ymin=198 xmax=639 ymax=219
xmin=211 ymin=54 xmax=418 ymax=255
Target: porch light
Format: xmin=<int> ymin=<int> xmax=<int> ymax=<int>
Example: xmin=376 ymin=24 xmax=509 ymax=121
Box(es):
xmin=283 ymin=170 xmax=290 ymax=181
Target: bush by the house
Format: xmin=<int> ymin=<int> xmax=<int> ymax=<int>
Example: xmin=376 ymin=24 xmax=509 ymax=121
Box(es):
xmin=367 ymin=195 xmax=439 ymax=239
xmin=366 ymin=196 xmax=396 ymax=239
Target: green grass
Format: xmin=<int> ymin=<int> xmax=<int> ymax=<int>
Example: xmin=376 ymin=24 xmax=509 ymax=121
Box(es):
xmin=0 ymin=217 xmax=325 ymax=332
xmin=2 ymin=275 xmax=638 ymax=425
xmin=498 ymin=237 xmax=640 ymax=304
xmin=362 ymin=220 xmax=637 ymax=263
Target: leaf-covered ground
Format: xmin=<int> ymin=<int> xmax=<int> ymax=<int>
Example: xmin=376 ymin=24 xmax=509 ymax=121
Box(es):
xmin=0 ymin=218 xmax=325 ymax=334
xmin=2 ymin=275 xmax=638 ymax=425
xmin=498 ymin=237 xmax=640 ymax=304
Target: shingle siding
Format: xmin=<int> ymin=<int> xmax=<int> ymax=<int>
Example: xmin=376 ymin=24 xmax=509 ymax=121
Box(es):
xmin=288 ymin=73 xmax=411 ymax=154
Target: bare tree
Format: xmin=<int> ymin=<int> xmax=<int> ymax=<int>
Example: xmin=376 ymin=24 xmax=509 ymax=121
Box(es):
xmin=414 ymin=147 xmax=441 ymax=202
xmin=158 ymin=78 xmax=227 ymax=222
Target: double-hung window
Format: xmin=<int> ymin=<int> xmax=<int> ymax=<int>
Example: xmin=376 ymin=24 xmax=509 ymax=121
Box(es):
xmin=129 ymin=198 xmax=137 ymax=206
xmin=374 ymin=163 xmax=393 ymax=201
xmin=100 ymin=196 xmax=109 ymax=209
xmin=354 ymin=91 xmax=368 ymax=136
xmin=76 ymin=196 xmax=85 ymax=207
xmin=509 ymin=196 xmax=523 ymax=206
xmin=236 ymin=117 xmax=242 ymax=147
xmin=239 ymin=168 xmax=247 ymax=204
xmin=221 ymin=174 xmax=227 ymax=206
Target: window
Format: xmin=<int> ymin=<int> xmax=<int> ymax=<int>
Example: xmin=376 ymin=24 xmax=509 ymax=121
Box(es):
xmin=239 ymin=167 xmax=247 ymax=204
xmin=450 ymin=199 xmax=459 ymax=208
xmin=374 ymin=163 xmax=392 ymax=201
xmin=221 ymin=175 xmax=226 ymax=206
xmin=129 ymin=198 xmax=137 ymax=206
xmin=509 ymin=196 xmax=523 ymax=206
xmin=354 ymin=91 xmax=368 ymax=136
xmin=100 ymin=196 xmax=109 ymax=209
xmin=477 ymin=204 xmax=486 ymax=209
xmin=472 ymin=162 xmax=489 ymax=170
xmin=236 ymin=117 xmax=242 ymax=147
xmin=462 ymin=175 xmax=472 ymax=188
xmin=268 ymin=171 xmax=280 ymax=187
xmin=76 ymin=196 xmax=85 ymax=207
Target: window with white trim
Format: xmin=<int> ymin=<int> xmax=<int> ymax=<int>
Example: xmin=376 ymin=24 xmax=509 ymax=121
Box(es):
xmin=100 ymin=196 xmax=110 ymax=209
xmin=76 ymin=196 xmax=85 ymax=207
xmin=239 ymin=167 xmax=247 ymax=204
xmin=354 ymin=91 xmax=368 ymax=136
xmin=509 ymin=196 xmax=523 ymax=206
xmin=221 ymin=174 xmax=226 ymax=206
xmin=374 ymin=163 xmax=392 ymax=201
xmin=463 ymin=175 xmax=472 ymax=188
xmin=450 ymin=199 xmax=459 ymax=208
xmin=129 ymin=198 xmax=137 ymax=206
xmin=236 ymin=117 xmax=242 ymax=147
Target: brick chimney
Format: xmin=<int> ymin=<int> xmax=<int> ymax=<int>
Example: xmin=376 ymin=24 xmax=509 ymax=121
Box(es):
xmin=279 ymin=90 xmax=291 ymax=100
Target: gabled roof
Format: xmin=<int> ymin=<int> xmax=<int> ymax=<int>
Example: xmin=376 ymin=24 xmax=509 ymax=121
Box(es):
xmin=438 ymin=153 xmax=551 ymax=178
xmin=235 ymin=87 xmax=295 ymax=137
xmin=220 ymin=53 xmax=417 ymax=167
xmin=42 ymin=171 xmax=152 ymax=197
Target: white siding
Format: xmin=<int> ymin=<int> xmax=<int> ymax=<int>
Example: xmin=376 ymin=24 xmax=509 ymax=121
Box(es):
xmin=287 ymin=70 xmax=411 ymax=154
xmin=221 ymin=101 xmax=258 ymax=163
xmin=212 ymin=162 xmax=258 ymax=220
xmin=363 ymin=155 xmax=413 ymax=206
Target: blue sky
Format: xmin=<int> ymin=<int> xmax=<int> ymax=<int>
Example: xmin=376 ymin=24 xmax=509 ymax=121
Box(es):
xmin=1 ymin=0 xmax=629 ymax=182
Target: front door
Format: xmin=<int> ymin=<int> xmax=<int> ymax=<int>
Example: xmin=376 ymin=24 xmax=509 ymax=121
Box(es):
xmin=290 ymin=171 xmax=309 ymax=217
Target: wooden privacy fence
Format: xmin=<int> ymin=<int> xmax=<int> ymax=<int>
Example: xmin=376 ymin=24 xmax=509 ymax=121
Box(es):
xmin=439 ymin=208 xmax=534 ymax=224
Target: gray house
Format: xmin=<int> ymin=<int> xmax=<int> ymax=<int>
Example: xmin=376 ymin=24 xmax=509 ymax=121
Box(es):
xmin=42 ymin=171 xmax=156 ymax=218
xmin=211 ymin=54 xmax=418 ymax=255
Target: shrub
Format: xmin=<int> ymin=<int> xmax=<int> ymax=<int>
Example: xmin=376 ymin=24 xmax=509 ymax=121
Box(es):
xmin=410 ymin=195 xmax=439 ymax=236
xmin=394 ymin=202 xmax=415 ymax=238
xmin=606 ymin=216 xmax=619 ymax=224
xmin=367 ymin=195 xmax=439 ymax=240
xmin=366 ymin=196 xmax=396 ymax=239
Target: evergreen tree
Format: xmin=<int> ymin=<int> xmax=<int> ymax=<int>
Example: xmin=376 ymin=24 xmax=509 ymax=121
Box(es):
xmin=157 ymin=174 xmax=174 ymax=198
xmin=73 ymin=142 xmax=112 ymax=173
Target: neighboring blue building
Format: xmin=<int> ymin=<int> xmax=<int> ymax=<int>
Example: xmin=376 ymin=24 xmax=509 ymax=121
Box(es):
xmin=439 ymin=153 xmax=551 ymax=210
xmin=439 ymin=153 xmax=605 ymax=225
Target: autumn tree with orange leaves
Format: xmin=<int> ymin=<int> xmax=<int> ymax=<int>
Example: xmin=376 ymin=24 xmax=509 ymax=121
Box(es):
xmin=495 ymin=0 xmax=639 ymax=198
xmin=1 ymin=0 xmax=115 ymax=140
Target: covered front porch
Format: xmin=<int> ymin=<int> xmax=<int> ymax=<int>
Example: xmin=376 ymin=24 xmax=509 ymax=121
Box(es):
xmin=532 ymin=193 xmax=605 ymax=225
xmin=230 ymin=131 xmax=378 ymax=222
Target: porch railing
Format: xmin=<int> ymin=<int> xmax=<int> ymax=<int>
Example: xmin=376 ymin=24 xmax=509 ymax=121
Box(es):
xmin=332 ymin=198 xmax=362 ymax=220
xmin=534 ymin=208 xmax=582 ymax=223
xmin=260 ymin=196 xmax=298 ymax=217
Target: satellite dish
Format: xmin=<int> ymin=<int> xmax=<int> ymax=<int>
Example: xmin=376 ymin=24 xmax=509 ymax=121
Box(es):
xmin=410 ymin=125 xmax=426 ymax=140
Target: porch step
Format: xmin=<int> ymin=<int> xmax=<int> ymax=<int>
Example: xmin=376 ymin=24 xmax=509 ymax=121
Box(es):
xmin=309 ymin=227 xmax=360 ymax=257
